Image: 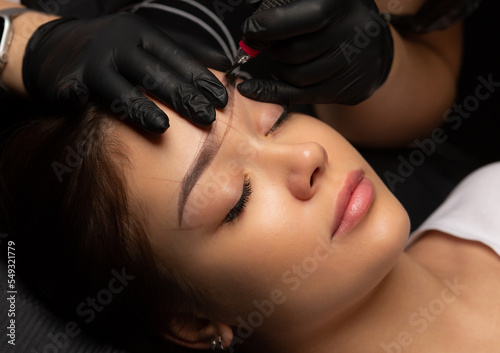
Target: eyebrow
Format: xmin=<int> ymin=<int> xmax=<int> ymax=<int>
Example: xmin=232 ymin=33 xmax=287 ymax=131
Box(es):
xmin=177 ymin=74 xmax=238 ymax=226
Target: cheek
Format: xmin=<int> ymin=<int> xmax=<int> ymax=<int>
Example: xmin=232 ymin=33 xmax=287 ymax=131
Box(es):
xmin=271 ymin=200 xmax=409 ymax=327
xmin=321 ymin=187 xmax=409 ymax=304
xmin=191 ymin=187 xmax=323 ymax=317
xmin=220 ymin=189 xmax=305 ymax=280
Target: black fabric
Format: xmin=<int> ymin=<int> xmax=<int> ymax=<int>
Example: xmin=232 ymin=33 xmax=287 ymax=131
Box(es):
xmin=21 ymin=0 xmax=137 ymax=18
xmin=390 ymin=0 xmax=482 ymax=33
xmin=0 ymin=252 xmax=132 ymax=353
xmin=442 ymin=0 xmax=500 ymax=162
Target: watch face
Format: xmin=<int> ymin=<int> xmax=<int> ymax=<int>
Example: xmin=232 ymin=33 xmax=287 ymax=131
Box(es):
xmin=0 ymin=17 xmax=5 ymax=34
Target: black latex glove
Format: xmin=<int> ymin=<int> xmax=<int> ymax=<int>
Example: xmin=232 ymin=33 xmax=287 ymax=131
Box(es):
xmin=237 ymin=0 xmax=394 ymax=105
xmin=22 ymin=13 xmax=230 ymax=133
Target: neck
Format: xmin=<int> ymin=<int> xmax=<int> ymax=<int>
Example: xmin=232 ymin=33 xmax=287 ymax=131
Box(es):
xmin=247 ymin=253 xmax=468 ymax=353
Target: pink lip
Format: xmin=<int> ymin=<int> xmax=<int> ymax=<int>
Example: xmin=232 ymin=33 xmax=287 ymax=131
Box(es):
xmin=331 ymin=170 xmax=374 ymax=238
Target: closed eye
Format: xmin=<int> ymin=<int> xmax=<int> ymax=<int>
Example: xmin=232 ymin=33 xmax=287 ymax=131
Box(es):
xmin=224 ymin=177 xmax=252 ymax=224
xmin=266 ymin=104 xmax=291 ymax=136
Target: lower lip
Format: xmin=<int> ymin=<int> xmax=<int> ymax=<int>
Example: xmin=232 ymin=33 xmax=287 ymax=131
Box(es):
xmin=332 ymin=175 xmax=374 ymax=238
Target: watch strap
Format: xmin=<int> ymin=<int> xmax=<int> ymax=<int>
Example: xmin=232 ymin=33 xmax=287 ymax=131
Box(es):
xmin=1 ymin=8 xmax=32 ymax=69
xmin=0 ymin=8 xmax=32 ymax=16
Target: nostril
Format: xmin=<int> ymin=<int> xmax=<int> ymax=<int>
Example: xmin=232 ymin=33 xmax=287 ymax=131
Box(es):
xmin=310 ymin=167 xmax=320 ymax=186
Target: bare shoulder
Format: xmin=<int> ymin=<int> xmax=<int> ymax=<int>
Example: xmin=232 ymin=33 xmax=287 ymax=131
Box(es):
xmin=406 ymin=230 xmax=500 ymax=277
xmin=406 ymin=230 xmax=500 ymax=345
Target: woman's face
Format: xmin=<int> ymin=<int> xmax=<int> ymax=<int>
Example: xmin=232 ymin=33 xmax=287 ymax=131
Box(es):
xmin=116 ymin=71 xmax=410 ymax=336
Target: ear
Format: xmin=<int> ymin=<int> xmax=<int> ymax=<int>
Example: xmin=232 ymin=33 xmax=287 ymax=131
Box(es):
xmin=161 ymin=312 xmax=233 ymax=350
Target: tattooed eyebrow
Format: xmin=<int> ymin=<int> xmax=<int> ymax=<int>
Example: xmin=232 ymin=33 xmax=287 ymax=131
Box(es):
xmin=177 ymin=74 xmax=237 ymax=226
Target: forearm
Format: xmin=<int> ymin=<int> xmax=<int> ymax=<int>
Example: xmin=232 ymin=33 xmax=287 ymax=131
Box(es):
xmin=314 ymin=0 xmax=464 ymax=148
xmin=315 ymin=21 xmax=463 ymax=148
xmin=0 ymin=1 xmax=58 ymax=96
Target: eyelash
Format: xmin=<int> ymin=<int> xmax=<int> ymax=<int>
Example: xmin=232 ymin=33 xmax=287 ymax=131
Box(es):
xmin=223 ymin=106 xmax=289 ymax=225
xmin=224 ymin=177 xmax=252 ymax=224
xmin=266 ymin=104 xmax=291 ymax=136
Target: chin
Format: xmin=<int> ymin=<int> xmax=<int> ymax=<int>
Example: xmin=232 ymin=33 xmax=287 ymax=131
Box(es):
xmin=369 ymin=171 xmax=411 ymax=254
xmin=355 ymin=190 xmax=410 ymax=284
xmin=371 ymin=196 xmax=410 ymax=276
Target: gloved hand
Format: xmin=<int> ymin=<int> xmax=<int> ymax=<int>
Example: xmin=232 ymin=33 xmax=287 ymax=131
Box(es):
xmin=236 ymin=0 xmax=394 ymax=105
xmin=22 ymin=12 xmax=230 ymax=133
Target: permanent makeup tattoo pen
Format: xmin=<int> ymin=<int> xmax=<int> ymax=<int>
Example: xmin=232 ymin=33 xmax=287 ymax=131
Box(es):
xmin=226 ymin=0 xmax=295 ymax=76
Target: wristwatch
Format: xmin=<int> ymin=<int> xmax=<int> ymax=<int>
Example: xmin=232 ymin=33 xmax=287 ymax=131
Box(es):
xmin=0 ymin=8 xmax=31 ymax=73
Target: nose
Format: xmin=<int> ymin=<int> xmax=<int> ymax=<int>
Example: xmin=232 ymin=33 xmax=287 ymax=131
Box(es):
xmin=276 ymin=142 xmax=328 ymax=200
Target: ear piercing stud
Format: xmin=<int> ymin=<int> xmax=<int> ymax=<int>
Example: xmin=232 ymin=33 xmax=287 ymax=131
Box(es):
xmin=210 ymin=335 xmax=224 ymax=350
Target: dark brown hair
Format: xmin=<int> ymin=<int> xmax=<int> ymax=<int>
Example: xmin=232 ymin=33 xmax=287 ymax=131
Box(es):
xmin=0 ymin=104 xmax=197 ymax=352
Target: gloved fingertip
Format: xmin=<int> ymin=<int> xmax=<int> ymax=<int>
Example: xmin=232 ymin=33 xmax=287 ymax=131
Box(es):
xmin=214 ymin=55 xmax=232 ymax=72
xmin=174 ymin=86 xmax=217 ymax=126
xmin=237 ymin=81 xmax=279 ymax=103
xmin=198 ymin=79 xmax=228 ymax=109
xmin=58 ymin=80 xmax=89 ymax=106
xmin=188 ymin=102 xmax=216 ymax=126
xmin=71 ymin=84 xmax=90 ymax=105
xmin=127 ymin=98 xmax=170 ymax=133
xmin=192 ymin=109 xmax=216 ymax=127
xmin=212 ymin=95 xmax=228 ymax=109
xmin=236 ymin=81 xmax=254 ymax=98
xmin=245 ymin=0 xmax=263 ymax=11
xmin=144 ymin=111 xmax=170 ymax=133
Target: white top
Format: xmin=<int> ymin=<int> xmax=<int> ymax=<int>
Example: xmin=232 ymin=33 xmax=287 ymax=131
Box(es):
xmin=407 ymin=162 xmax=500 ymax=256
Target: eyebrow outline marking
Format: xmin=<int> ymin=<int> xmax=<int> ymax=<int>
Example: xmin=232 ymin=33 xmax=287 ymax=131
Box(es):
xmin=177 ymin=74 xmax=238 ymax=227
xmin=177 ymin=133 xmax=219 ymax=226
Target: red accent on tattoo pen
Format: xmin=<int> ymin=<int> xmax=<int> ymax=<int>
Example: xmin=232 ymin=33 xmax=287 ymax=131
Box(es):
xmin=225 ymin=0 xmax=295 ymax=76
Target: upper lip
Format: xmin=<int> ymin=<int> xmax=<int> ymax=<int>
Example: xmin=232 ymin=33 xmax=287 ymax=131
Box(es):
xmin=331 ymin=170 xmax=364 ymax=237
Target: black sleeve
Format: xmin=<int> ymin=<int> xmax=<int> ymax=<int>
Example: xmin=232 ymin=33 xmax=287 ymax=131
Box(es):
xmin=21 ymin=0 xmax=139 ymax=18
xmin=389 ymin=0 xmax=482 ymax=33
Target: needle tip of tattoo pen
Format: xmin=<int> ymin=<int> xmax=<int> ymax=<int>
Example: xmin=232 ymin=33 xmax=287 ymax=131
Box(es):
xmin=225 ymin=63 xmax=239 ymax=79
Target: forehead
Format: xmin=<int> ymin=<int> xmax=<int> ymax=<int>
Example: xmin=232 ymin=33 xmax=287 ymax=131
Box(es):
xmin=113 ymin=97 xmax=233 ymax=232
